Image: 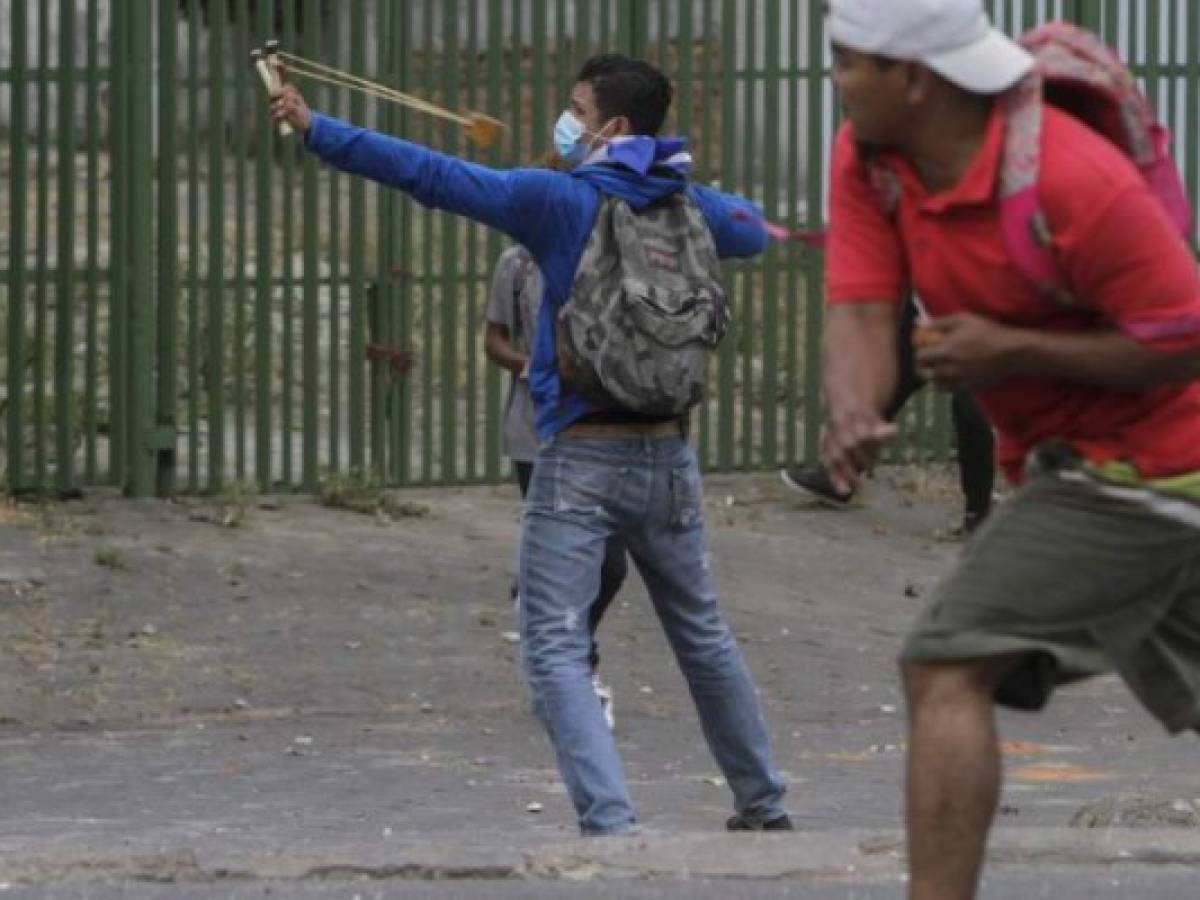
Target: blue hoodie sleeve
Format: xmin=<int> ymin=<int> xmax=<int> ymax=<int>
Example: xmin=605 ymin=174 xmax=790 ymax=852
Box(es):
xmin=688 ymin=184 xmax=769 ymax=259
xmin=304 ymin=113 xmax=569 ymax=259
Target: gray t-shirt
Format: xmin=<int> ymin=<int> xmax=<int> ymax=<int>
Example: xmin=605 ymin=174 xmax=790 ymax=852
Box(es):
xmin=485 ymin=245 xmax=542 ymax=462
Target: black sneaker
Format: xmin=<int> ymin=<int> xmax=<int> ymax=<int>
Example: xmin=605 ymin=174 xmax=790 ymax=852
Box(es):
xmin=726 ymin=813 xmax=794 ymax=832
xmin=780 ymin=465 xmax=854 ymax=508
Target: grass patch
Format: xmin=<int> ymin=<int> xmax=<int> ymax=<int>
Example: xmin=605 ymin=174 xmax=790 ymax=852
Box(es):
xmin=319 ymin=468 xmax=429 ymax=520
xmin=216 ymin=479 xmax=258 ymax=528
xmin=94 ymin=547 xmax=132 ymax=572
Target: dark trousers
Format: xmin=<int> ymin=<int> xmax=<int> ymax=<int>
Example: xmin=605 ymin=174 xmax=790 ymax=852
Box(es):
xmin=889 ymin=301 xmax=996 ymax=518
xmin=515 ymin=461 xmax=627 ymax=671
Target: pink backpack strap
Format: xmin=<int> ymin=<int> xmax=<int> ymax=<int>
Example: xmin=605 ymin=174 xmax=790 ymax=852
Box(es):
xmin=997 ymin=72 xmax=1077 ymax=305
xmin=1145 ymin=124 xmax=1195 ymax=236
xmin=1001 ymin=21 xmax=1195 ymax=308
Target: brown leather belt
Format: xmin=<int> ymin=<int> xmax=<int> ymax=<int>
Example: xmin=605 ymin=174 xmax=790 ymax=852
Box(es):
xmin=561 ymin=419 xmax=683 ymax=439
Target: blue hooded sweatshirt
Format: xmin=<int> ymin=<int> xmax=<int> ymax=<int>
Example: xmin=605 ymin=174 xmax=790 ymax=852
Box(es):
xmin=304 ymin=113 xmax=768 ymax=440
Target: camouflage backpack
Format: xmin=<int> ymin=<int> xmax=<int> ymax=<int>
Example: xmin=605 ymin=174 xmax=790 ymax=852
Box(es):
xmin=556 ymin=190 xmax=729 ymax=416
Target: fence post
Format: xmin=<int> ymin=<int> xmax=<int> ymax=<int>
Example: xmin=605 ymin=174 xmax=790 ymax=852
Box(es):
xmin=54 ymin=0 xmax=79 ymax=495
xmin=6 ymin=0 xmax=29 ymax=493
xmin=157 ymin=0 xmax=180 ymax=495
xmin=125 ymin=0 xmax=157 ymax=497
xmin=803 ymin=0 xmax=826 ymax=464
xmin=1070 ymin=2 xmax=1102 ymax=33
xmin=109 ymin=0 xmax=129 ymax=487
xmin=618 ymin=0 xmax=649 ymax=58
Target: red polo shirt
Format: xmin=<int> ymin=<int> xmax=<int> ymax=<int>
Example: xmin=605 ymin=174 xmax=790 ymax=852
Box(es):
xmin=826 ymin=106 xmax=1200 ymax=483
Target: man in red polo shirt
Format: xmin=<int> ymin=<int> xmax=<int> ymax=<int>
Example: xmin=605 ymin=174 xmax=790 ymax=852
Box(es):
xmin=823 ymin=1 xmax=1200 ymax=898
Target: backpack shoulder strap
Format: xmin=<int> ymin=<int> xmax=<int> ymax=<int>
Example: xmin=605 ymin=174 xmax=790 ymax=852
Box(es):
xmin=860 ymin=144 xmax=903 ymax=218
xmin=1000 ymin=20 xmax=1195 ymax=306
xmin=996 ymin=71 xmax=1076 ymax=305
xmin=510 ymin=251 xmax=537 ymax=344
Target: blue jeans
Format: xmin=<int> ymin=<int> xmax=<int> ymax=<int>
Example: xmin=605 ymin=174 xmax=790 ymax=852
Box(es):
xmin=519 ymin=433 xmax=787 ymax=834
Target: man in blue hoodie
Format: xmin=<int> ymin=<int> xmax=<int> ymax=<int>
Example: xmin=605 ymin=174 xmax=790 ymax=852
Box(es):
xmin=270 ymin=53 xmax=789 ymax=836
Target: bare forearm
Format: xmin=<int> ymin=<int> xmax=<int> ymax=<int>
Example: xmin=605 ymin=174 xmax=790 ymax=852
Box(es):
xmin=819 ymin=303 xmax=902 ymax=492
xmin=484 ymin=331 xmax=526 ymax=377
xmin=1006 ymin=327 xmax=1200 ymax=391
xmin=823 ymin=304 xmax=899 ymax=417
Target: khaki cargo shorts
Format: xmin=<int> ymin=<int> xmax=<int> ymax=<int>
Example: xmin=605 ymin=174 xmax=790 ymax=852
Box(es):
xmin=902 ymin=444 xmax=1200 ymax=733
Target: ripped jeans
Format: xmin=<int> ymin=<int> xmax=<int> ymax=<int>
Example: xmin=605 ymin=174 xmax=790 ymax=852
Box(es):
xmin=518 ymin=433 xmax=787 ymax=834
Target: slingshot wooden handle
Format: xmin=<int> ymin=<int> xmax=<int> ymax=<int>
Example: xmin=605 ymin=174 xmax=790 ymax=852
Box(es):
xmin=251 ymin=47 xmax=293 ymax=136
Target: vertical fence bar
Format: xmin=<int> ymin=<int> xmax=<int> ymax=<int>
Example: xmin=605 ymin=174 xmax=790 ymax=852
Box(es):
xmin=697 ymin=0 xmax=715 ymax=468
xmin=111 ymin=0 xmax=128 ymax=488
xmin=716 ymin=0 xmax=736 ymax=470
xmin=206 ymin=0 xmax=227 ymax=491
xmin=126 ymin=0 xmax=155 ymax=497
xmin=369 ymin=0 xmax=388 ymax=476
xmin=233 ymin=0 xmax=249 ymax=481
xmin=1129 ymin=0 xmax=1141 ymax=94
xmin=760 ymin=0 xmax=781 ymax=467
xmin=186 ymin=0 xmax=200 ymax=490
xmin=327 ymin=1 xmax=343 ymax=474
xmin=34 ymin=0 xmax=51 ymax=491
xmin=656 ymin=0 xmax=669 ymax=76
xmin=440 ymin=0 xmax=461 ymax=484
xmin=677 ymin=0 xmax=694 ymax=198
xmin=738 ymin=0 xmax=757 ymax=467
xmin=532 ymin=0 xmax=547 ymax=154
xmin=301 ymin=0 xmax=320 ymax=491
xmin=111 ymin=0 xmax=127 ymax=487
xmin=1145 ymin=0 xmax=1161 ymax=109
xmin=577 ymin=0 xmax=592 ymax=63
xmin=254 ymin=0 xmax=274 ymax=488
xmin=54 ymin=0 xmax=78 ymax=495
xmin=1022 ymin=0 xmax=1036 ymax=32
xmin=555 ymin=0 xmax=570 ymax=122
xmin=1074 ymin=0 xmax=1101 ymax=31
xmin=483 ymin=0 xmax=504 ymax=481
xmin=419 ymin=0 xmax=435 ymax=485
xmin=803 ymin=0 xmax=825 ymax=463
xmin=464 ymin=0 xmax=481 ymax=481
xmin=348 ymin=0 xmax=366 ymax=472
xmin=396 ymin=0 xmax=415 ymax=487
xmin=619 ymin=0 xmax=648 ymax=59
xmin=378 ymin=0 xmax=396 ymax=480
xmin=397 ymin=1 xmax=415 ymax=486
xmin=281 ymin=2 xmax=297 ymax=486
xmin=6 ymin=0 xmax=30 ymax=493
xmin=158 ymin=0 xmax=180 ymax=494
xmin=1102 ymin=0 xmax=1118 ymax=45
xmin=784 ymin=0 xmax=800 ymax=465
xmin=84 ymin=0 xmax=100 ymax=484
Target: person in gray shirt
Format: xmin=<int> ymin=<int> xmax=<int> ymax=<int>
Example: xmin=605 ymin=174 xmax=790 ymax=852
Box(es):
xmin=484 ymin=243 xmax=626 ymax=729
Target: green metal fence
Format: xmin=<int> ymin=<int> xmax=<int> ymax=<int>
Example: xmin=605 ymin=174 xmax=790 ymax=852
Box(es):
xmin=3 ymin=1 xmax=1199 ymax=496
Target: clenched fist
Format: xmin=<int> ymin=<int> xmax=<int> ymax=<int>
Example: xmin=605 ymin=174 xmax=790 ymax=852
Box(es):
xmin=268 ymin=73 xmax=313 ymax=135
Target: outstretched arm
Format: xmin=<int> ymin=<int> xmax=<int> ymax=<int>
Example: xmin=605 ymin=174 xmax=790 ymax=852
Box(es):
xmin=269 ymin=82 xmax=559 ymax=253
xmin=689 ymin=184 xmax=770 ymax=259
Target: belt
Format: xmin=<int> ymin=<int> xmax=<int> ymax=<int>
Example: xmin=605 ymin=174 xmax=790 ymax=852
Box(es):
xmin=560 ymin=419 xmax=683 ymax=439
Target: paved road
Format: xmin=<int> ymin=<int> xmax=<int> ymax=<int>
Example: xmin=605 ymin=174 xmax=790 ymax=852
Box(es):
xmin=2 ymin=472 xmax=1197 ymax=897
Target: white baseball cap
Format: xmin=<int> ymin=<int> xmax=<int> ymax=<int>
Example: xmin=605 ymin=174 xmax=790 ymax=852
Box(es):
xmin=827 ymin=0 xmax=1034 ymax=95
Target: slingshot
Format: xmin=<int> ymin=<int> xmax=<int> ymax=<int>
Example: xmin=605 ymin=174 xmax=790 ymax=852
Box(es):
xmin=250 ymin=40 xmax=506 ymax=150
